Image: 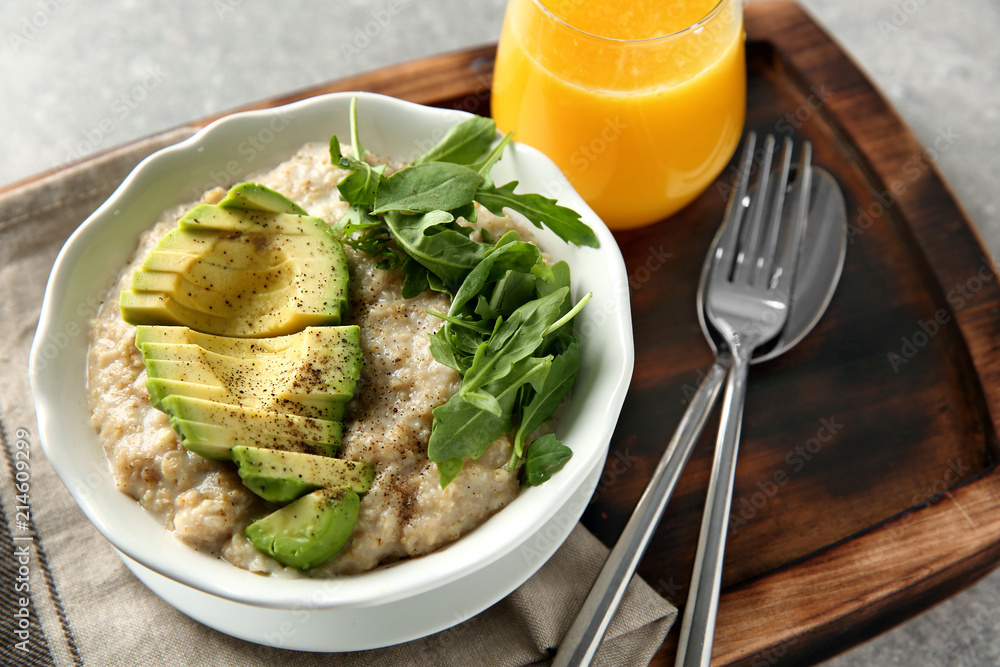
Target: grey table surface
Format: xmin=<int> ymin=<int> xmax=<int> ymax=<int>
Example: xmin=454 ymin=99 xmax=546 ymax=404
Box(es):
xmin=2 ymin=0 xmax=999 ymax=665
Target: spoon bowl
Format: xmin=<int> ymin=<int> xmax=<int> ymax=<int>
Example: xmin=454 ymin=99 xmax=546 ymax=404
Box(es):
xmin=698 ymin=165 xmax=847 ymax=363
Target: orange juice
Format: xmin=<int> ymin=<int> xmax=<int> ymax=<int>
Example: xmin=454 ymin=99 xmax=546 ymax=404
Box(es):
xmin=492 ymin=0 xmax=746 ymax=229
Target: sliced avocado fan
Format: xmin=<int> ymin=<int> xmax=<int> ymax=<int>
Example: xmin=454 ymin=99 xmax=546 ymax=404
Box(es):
xmin=122 ymin=183 xmax=373 ymax=570
xmin=119 ymin=183 xmax=349 ymax=338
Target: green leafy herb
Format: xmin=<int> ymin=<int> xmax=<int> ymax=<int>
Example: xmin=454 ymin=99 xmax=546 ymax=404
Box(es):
xmin=459 ymin=287 xmax=569 ymax=415
xmin=447 ymin=233 xmax=541 ymax=317
xmin=412 ymin=115 xmax=497 ymax=166
xmin=329 ymin=100 xmax=599 ymax=487
xmin=428 ymin=355 xmax=552 ymax=488
xmin=330 ymin=135 xmax=383 ymax=207
xmin=383 ymin=210 xmax=486 ymax=289
xmin=511 ymin=337 xmax=579 ymax=468
xmin=523 ymin=434 xmax=573 ymax=486
xmin=374 ymin=162 xmax=484 ymax=215
xmin=349 ymin=97 xmax=366 ymax=160
xmin=475 ymin=181 xmax=600 ymax=249
xmin=339 ymin=222 xmax=399 ymax=270
xmin=471 ymin=131 xmax=514 ymax=188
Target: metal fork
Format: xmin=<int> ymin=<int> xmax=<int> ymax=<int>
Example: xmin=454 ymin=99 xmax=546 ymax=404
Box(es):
xmin=675 ymin=134 xmax=812 ymax=667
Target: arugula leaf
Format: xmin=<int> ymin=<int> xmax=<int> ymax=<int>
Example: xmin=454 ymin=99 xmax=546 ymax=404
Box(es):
xmin=429 ymin=355 xmax=552 ymax=487
xmin=491 ymin=267 xmax=538 ymax=320
xmin=523 ymin=434 xmax=573 ymax=486
xmin=349 ymin=97 xmax=366 ymax=160
xmin=447 ymin=318 xmax=488 ymax=358
xmin=330 ymin=134 xmax=344 ymax=165
xmin=435 ymin=458 xmax=465 ymax=490
xmin=400 ymin=255 xmax=431 ymax=299
xmin=474 ymin=295 xmax=496 ymax=320
xmin=512 ymin=337 xmax=578 ymax=464
xmin=413 ymin=115 xmax=497 ymax=166
xmin=532 ymin=260 xmax=573 ymax=342
xmin=334 ymin=202 xmax=378 ymax=234
xmin=383 ymin=210 xmax=486 ymax=288
xmin=536 ymin=260 xmax=571 ymax=298
xmin=450 ymin=201 xmax=478 ymax=224
xmin=427 ymin=310 xmax=494 ymax=335
xmin=338 ymin=162 xmax=384 ymax=207
xmin=340 ymin=220 xmax=399 ymax=270
xmin=543 ymin=292 xmax=592 ymax=338
xmin=426 ymin=271 xmax=447 ymax=293
xmin=470 ymin=131 xmax=514 ymax=188
xmin=484 ymin=287 xmax=567 ymax=356
xmin=374 ymin=162 xmax=483 ymax=214
xmin=428 ymin=328 xmax=469 ymax=374
xmin=461 ymin=386 xmax=503 ymax=417
xmin=460 ymin=287 xmax=568 ymax=411
xmin=330 ymin=134 xmax=383 ymax=207
xmin=447 ymin=235 xmax=540 ymax=317
xmin=475 ymin=181 xmax=600 ymax=248
xmin=428 ymin=317 xmax=480 ymax=367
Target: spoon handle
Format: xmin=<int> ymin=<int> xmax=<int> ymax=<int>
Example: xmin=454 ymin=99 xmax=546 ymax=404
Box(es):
xmin=551 ymin=357 xmax=730 ymax=667
xmin=675 ymin=355 xmax=751 ymax=667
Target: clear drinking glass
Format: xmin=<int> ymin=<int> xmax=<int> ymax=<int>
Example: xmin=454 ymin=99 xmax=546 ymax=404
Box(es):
xmin=492 ymin=0 xmax=746 ymax=229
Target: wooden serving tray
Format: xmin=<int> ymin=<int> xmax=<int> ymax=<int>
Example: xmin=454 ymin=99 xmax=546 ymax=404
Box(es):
xmin=17 ymin=2 xmax=1000 ymax=664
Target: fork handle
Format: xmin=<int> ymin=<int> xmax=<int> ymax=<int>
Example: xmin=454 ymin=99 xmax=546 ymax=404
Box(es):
xmin=551 ymin=358 xmax=730 ymax=667
xmin=675 ymin=355 xmax=752 ymax=667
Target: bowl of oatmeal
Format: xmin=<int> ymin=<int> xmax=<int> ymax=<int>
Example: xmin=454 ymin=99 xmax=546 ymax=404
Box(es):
xmin=29 ymin=92 xmax=633 ymax=650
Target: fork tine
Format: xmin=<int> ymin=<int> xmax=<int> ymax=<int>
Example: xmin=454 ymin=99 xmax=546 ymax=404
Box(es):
xmin=771 ymin=141 xmax=812 ymax=294
xmin=732 ymin=135 xmax=776 ymax=285
xmin=754 ymin=137 xmax=793 ymax=287
xmin=711 ymin=132 xmax=757 ymax=283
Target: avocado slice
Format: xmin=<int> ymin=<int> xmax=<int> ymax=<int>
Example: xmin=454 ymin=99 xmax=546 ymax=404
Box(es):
xmin=143 ymin=357 xmax=350 ymax=420
xmin=231 ymin=446 xmax=374 ymax=502
xmin=159 ymin=395 xmax=341 ymax=448
xmin=130 ymin=268 xmax=293 ymax=300
xmin=141 ymin=342 xmax=360 ymax=400
xmin=142 ymin=343 xmax=301 ymax=373
xmin=154 ymin=224 xmax=337 ymax=259
xmin=134 ymin=324 xmax=359 ymax=358
xmin=179 ymin=205 xmax=332 ymax=236
xmin=145 ymin=378 xmax=346 ymax=422
xmin=168 ymin=418 xmax=336 ymax=460
xmin=120 ymin=290 xmax=336 ymax=339
xmin=137 ymin=325 xmax=361 ymax=421
xmin=136 ymin=260 xmax=297 ymax=295
xmin=130 ymin=270 xmax=296 ymax=319
xmin=154 ymin=377 xmax=347 ymax=421
xmin=245 ymin=488 xmax=360 ymax=570
xmin=145 ymin=378 xmax=227 ymax=408
xmin=119 ymin=183 xmax=349 ymax=337
xmin=217 ymin=182 xmax=308 ymax=215
xmin=140 ymin=248 xmax=280 ymax=273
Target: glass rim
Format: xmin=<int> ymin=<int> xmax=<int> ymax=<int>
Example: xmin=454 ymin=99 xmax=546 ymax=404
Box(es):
xmin=529 ymin=0 xmax=733 ymax=44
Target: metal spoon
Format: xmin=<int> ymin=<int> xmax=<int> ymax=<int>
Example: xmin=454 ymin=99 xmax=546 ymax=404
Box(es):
xmin=551 ymin=165 xmax=846 ymax=667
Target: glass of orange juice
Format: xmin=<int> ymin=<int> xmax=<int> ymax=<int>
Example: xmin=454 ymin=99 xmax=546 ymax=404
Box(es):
xmin=491 ymin=0 xmax=746 ymax=230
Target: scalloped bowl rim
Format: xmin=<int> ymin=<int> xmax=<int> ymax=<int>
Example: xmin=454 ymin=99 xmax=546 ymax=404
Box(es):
xmin=29 ymin=91 xmax=634 ymax=611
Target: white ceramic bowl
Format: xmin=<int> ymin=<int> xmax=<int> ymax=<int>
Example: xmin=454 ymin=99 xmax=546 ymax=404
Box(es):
xmin=29 ymin=92 xmax=633 ymax=651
